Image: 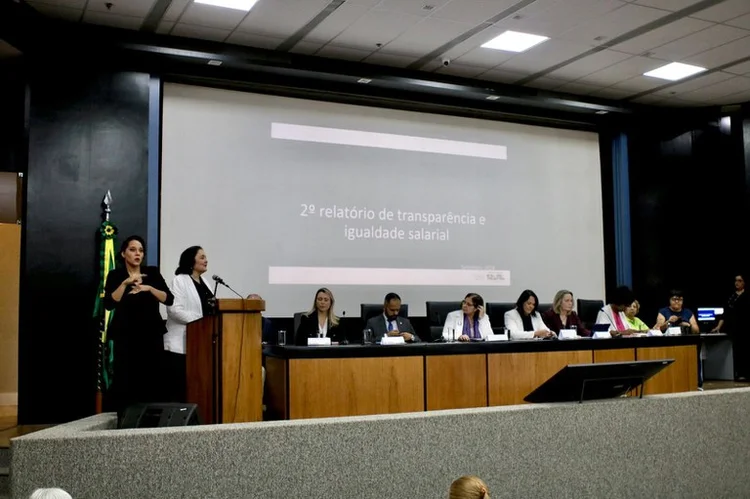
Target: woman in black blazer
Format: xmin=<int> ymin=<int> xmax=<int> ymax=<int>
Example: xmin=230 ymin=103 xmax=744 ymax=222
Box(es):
xmin=104 ymin=235 xmax=174 ymax=416
xmin=295 ymin=287 xmax=347 ymax=345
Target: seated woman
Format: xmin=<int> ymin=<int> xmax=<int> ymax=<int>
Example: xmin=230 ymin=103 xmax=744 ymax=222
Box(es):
xmin=294 ymin=287 xmax=347 ymax=345
xmin=655 ymin=289 xmax=699 ymax=334
xmin=624 ymin=300 xmax=649 ymax=332
xmin=542 ymin=289 xmax=590 ymax=336
xmin=505 ymin=289 xmax=554 ymax=340
xmin=442 ymin=293 xmax=493 ymax=341
xmin=595 ymin=285 xmax=638 ymax=336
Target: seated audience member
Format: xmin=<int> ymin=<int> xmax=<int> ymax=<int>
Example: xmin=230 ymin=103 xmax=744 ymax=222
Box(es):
xmin=29 ymin=489 xmax=73 ymax=499
xmin=442 ymin=293 xmax=493 ymax=341
xmin=624 ymin=300 xmax=649 ymax=331
xmin=449 ymin=475 xmax=490 ymax=499
xmin=655 ymin=289 xmax=699 ymax=334
xmin=505 ymin=289 xmax=554 ymax=339
xmin=595 ymin=286 xmax=639 ymax=336
xmin=542 ymin=289 xmax=590 ymax=336
xmin=365 ymin=292 xmax=419 ymax=343
xmin=295 ymin=287 xmax=347 ymax=345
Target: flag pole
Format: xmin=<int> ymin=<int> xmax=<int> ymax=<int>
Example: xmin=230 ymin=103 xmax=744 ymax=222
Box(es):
xmin=94 ymin=191 xmax=117 ymax=413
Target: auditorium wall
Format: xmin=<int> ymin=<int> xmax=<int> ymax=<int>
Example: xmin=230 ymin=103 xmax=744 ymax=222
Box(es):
xmin=18 ymin=69 xmax=150 ymax=424
xmin=628 ymin=112 xmax=749 ymax=322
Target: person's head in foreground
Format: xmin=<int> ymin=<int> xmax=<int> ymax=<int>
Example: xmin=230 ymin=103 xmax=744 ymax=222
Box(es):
xmin=29 ymin=488 xmax=73 ymax=499
xmin=449 ymin=475 xmax=490 ymax=499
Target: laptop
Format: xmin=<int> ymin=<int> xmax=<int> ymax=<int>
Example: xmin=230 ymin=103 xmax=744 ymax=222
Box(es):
xmin=697 ymin=307 xmax=723 ymax=332
xmin=592 ymin=323 xmax=611 ymax=333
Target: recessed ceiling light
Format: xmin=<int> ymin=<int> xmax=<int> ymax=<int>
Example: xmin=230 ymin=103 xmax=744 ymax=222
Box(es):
xmin=481 ymin=30 xmax=549 ymax=53
xmin=486 ymin=95 xmax=500 ymax=100
xmin=357 ymin=78 xmax=372 ymax=84
xmin=194 ymin=0 xmax=259 ymax=11
xmin=595 ymin=110 xmax=608 ymax=115
xmin=207 ymin=60 xmax=222 ymax=66
xmin=643 ymin=62 xmax=706 ymax=81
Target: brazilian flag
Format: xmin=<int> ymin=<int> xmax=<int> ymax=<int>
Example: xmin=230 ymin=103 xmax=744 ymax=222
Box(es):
xmin=93 ymin=219 xmax=117 ymax=411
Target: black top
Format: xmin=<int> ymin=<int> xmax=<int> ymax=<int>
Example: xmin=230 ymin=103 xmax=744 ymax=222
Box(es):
xmin=723 ymin=291 xmax=749 ymax=334
xmin=191 ymin=276 xmax=214 ymax=317
xmin=295 ymin=312 xmax=348 ymax=345
xmin=104 ymin=265 xmax=174 ymax=342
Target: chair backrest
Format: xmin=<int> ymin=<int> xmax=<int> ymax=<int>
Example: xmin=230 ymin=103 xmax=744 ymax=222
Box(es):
xmin=429 ymin=326 xmax=444 ymax=341
xmin=360 ymin=303 xmax=409 ymax=322
xmin=293 ymin=311 xmax=305 ymax=335
xmin=538 ymin=303 xmax=553 ymax=314
xmin=577 ymin=299 xmax=604 ymax=328
xmin=425 ymin=301 xmax=462 ymax=327
xmin=486 ymin=302 xmax=516 ymax=328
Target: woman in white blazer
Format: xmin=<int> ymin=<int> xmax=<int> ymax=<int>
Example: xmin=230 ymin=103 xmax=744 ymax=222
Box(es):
xmin=442 ymin=293 xmax=493 ymax=341
xmin=505 ymin=289 xmax=554 ymax=340
xmin=595 ymin=285 xmax=637 ymax=335
xmin=164 ymin=246 xmax=214 ymax=402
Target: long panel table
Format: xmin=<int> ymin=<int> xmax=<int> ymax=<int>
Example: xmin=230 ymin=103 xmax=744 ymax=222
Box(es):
xmin=264 ymin=336 xmax=699 ymax=420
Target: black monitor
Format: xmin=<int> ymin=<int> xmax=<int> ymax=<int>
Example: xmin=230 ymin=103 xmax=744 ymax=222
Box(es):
xmin=524 ymin=359 xmax=674 ymax=404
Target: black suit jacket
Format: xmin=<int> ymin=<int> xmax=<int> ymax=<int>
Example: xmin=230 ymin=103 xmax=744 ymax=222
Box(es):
xmin=294 ymin=313 xmax=347 ymax=345
xmin=365 ymin=314 xmax=419 ymax=343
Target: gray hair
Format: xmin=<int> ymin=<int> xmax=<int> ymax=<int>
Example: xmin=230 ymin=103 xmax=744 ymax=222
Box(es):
xmin=29 ymin=489 xmax=73 ymax=499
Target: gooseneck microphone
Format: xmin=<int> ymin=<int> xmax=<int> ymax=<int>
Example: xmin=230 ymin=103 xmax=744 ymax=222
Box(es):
xmin=212 ymin=274 xmax=243 ymax=299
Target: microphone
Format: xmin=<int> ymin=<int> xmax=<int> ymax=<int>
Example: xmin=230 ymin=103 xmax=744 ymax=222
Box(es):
xmin=212 ymin=274 xmax=243 ymax=299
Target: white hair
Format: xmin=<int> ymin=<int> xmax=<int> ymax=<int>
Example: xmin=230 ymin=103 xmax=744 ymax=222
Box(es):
xmin=29 ymin=488 xmax=73 ymax=499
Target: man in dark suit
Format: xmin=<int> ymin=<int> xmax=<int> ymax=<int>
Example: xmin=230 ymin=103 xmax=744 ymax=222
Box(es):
xmin=365 ymin=292 xmax=420 ymax=343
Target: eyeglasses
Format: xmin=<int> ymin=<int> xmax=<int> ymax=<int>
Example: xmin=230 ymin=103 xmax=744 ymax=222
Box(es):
xmin=670 ymin=297 xmax=683 ymax=301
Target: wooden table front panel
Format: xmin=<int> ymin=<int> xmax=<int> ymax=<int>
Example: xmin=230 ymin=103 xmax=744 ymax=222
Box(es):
xmin=426 ymin=354 xmax=488 ymax=410
xmin=488 ymin=350 xmax=592 ymax=406
xmin=288 ymin=357 xmax=424 ymax=419
xmin=264 ymin=356 xmax=287 ymax=420
xmin=638 ymin=345 xmax=698 ymax=395
xmin=593 ymin=348 xmax=636 ymax=363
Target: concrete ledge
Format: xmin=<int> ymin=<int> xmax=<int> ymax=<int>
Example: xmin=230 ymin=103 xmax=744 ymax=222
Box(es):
xmin=11 ymin=389 xmax=750 ymax=499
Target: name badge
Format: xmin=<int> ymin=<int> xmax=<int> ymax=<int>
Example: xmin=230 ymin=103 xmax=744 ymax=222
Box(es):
xmin=307 ymin=337 xmax=331 ymax=346
xmin=559 ymin=329 xmax=577 ymax=340
xmin=381 ymin=336 xmax=406 ymax=345
xmin=487 ymin=333 xmax=508 ymax=342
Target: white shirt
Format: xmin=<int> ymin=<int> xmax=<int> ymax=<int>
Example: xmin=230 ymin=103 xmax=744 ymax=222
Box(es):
xmin=503 ymin=309 xmax=551 ymax=340
xmin=318 ymin=320 xmax=328 ymax=338
xmin=164 ymin=274 xmax=212 ymax=354
xmin=384 ymin=314 xmax=398 ymax=332
xmin=442 ymin=310 xmax=493 ymax=340
xmin=595 ymin=305 xmax=629 ymax=331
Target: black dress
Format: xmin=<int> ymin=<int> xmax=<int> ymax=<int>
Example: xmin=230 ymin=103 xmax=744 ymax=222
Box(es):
xmin=104 ymin=265 xmax=174 ymax=414
xmin=723 ymin=291 xmax=750 ymax=378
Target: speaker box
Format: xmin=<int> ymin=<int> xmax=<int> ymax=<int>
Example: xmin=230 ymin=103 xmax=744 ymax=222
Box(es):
xmin=118 ymin=403 xmax=201 ymax=429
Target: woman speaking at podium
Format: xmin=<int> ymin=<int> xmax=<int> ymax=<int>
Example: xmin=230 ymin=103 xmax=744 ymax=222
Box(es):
xmin=104 ymin=235 xmax=174 ymax=415
xmin=164 ymin=246 xmax=214 ymax=402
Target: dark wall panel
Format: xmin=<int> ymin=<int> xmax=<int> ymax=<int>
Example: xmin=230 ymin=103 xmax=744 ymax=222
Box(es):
xmin=19 ymin=71 xmax=150 ymax=424
xmin=629 ymin=117 xmax=746 ymax=323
